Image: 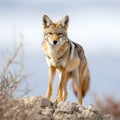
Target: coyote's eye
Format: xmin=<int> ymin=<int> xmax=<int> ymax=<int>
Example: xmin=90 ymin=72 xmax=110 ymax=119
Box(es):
xmin=57 ymin=33 xmax=62 ymax=36
xmin=49 ymin=32 xmax=52 ymax=35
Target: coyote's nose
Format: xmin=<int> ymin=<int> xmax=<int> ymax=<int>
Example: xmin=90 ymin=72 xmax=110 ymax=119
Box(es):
xmin=53 ymin=40 xmax=57 ymax=45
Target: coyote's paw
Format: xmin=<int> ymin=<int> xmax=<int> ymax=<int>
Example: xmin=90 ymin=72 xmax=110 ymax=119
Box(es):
xmin=45 ymin=94 xmax=51 ymax=99
xmin=56 ymin=97 xmax=64 ymax=102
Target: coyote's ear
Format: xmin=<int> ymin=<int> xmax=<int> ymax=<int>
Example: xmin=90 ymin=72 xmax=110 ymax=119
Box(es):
xmin=43 ymin=15 xmax=52 ymax=28
xmin=60 ymin=15 xmax=69 ymax=29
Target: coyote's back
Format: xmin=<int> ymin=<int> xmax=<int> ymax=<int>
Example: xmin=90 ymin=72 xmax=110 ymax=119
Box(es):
xmin=41 ymin=15 xmax=90 ymax=105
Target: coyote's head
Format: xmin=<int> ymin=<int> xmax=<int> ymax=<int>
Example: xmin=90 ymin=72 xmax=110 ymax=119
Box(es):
xmin=42 ymin=15 xmax=69 ymax=45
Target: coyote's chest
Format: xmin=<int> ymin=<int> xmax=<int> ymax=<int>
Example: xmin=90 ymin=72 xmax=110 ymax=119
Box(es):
xmin=42 ymin=40 xmax=70 ymax=67
xmin=46 ymin=46 xmax=69 ymax=67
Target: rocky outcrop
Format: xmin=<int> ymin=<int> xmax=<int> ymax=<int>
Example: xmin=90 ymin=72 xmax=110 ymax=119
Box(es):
xmin=1 ymin=96 xmax=117 ymax=120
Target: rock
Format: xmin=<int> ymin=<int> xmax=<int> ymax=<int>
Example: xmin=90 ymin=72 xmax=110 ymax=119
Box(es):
xmin=77 ymin=105 xmax=85 ymax=113
xmin=0 ymin=96 xmax=117 ymax=120
xmin=52 ymin=101 xmax=58 ymax=108
xmin=40 ymin=98 xmax=52 ymax=107
xmin=37 ymin=107 xmax=43 ymax=114
xmin=41 ymin=107 xmax=54 ymax=118
xmin=33 ymin=114 xmax=51 ymax=120
xmin=56 ymin=101 xmax=75 ymax=114
xmin=53 ymin=112 xmax=77 ymax=120
xmin=76 ymin=112 xmax=84 ymax=119
xmin=86 ymin=104 xmax=97 ymax=112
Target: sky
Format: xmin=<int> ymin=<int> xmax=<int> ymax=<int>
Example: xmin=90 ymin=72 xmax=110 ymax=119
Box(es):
xmin=0 ymin=0 xmax=120 ymax=106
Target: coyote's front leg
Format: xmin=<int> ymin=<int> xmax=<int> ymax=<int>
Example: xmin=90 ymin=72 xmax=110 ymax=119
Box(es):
xmin=45 ymin=66 xmax=56 ymax=98
xmin=57 ymin=69 xmax=67 ymax=101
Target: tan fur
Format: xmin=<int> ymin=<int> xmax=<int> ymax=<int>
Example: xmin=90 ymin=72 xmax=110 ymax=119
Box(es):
xmin=41 ymin=15 xmax=90 ymax=105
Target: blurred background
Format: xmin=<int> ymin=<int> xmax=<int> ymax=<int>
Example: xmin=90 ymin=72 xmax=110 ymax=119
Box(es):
xmin=0 ymin=0 xmax=120 ymax=106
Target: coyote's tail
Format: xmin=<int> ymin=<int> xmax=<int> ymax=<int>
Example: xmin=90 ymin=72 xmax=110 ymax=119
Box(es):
xmin=72 ymin=52 xmax=90 ymax=98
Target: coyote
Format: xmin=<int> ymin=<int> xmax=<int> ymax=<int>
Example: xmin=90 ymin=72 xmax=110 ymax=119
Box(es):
xmin=41 ymin=15 xmax=90 ymax=105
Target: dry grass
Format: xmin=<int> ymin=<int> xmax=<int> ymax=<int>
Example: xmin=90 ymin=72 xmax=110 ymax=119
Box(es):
xmin=0 ymin=35 xmax=30 ymax=119
xmin=93 ymin=93 xmax=120 ymax=119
